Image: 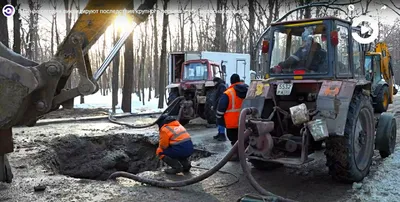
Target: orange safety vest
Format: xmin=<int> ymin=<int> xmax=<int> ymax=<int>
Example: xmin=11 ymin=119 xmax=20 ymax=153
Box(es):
xmin=223 ymin=83 xmax=244 ymax=129
xmin=156 ymin=120 xmax=191 ymax=158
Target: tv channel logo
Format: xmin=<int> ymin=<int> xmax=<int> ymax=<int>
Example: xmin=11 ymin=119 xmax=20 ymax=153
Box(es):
xmin=2 ymin=4 xmax=15 ymax=17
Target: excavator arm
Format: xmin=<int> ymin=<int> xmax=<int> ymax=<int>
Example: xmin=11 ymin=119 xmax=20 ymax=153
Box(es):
xmin=375 ymin=42 xmax=396 ymax=101
xmin=0 ymin=0 xmax=157 ymax=129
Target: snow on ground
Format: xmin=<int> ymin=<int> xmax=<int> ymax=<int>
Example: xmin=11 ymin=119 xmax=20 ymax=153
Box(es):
xmin=350 ymin=149 xmax=400 ymax=202
xmin=73 ymin=88 xmax=167 ymax=114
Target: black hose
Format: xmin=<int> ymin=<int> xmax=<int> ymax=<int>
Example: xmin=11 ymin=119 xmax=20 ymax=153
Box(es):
xmin=108 ymin=140 xmax=238 ymax=187
xmin=237 ymin=108 xmax=297 ymax=202
xmin=107 ymin=96 xmax=184 ymax=129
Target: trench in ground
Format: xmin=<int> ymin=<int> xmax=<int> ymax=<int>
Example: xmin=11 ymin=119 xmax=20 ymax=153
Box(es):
xmin=43 ymin=134 xmax=212 ymax=180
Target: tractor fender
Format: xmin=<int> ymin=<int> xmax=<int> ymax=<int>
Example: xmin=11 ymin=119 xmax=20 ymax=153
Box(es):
xmin=316 ymin=80 xmax=357 ymax=136
xmin=372 ymin=80 xmax=388 ymax=98
xmin=242 ymin=81 xmax=273 ymax=116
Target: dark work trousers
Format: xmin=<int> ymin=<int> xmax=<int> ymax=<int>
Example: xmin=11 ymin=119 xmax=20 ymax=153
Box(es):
xmin=160 ymin=140 xmax=194 ymax=159
xmin=226 ymin=128 xmax=239 ymax=146
xmin=226 ymin=128 xmax=249 ymax=147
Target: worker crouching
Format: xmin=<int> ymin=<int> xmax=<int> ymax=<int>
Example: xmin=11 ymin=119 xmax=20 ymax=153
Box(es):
xmin=155 ymin=115 xmax=194 ymax=174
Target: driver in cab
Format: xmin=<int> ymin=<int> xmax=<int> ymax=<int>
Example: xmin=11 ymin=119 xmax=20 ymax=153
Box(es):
xmin=272 ymin=27 xmax=327 ymax=73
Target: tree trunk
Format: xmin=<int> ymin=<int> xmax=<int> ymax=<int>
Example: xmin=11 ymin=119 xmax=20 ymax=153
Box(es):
xmin=121 ymin=1 xmax=134 ymax=112
xmin=153 ymin=5 xmax=159 ymax=97
xmin=179 ymin=6 xmax=184 ymax=51
xmin=140 ymin=21 xmax=148 ymax=105
xmin=0 ymin=0 xmax=9 ymax=48
xmin=122 ymin=33 xmax=134 ymax=112
xmin=112 ymin=26 xmax=120 ymax=113
xmin=148 ymin=18 xmax=153 ymax=102
xmin=158 ymin=0 xmax=169 ymax=109
xmin=11 ymin=0 xmax=20 ymax=53
xmin=248 ymin=0 xmax=255 ymax=70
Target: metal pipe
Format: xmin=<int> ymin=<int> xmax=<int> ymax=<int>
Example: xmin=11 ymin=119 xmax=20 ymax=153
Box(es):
xmin=93 ymin=24 xmax=138 ymax=81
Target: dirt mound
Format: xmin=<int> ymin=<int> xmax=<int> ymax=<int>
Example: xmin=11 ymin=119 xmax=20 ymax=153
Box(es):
xmin=43 ymin=134 xmax=211 ymax=180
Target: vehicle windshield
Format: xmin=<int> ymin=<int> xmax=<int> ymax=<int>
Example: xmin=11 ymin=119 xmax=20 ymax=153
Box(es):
xmin=183 ymin=62 xmax=208 ymax=80
xmin=270 ymin=23 xmax=328 ymax=75
xmin=365 ymin=56 xmax=372 ymax=80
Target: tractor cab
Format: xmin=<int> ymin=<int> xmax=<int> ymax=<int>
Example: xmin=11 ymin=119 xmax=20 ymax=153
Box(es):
xmin=181 ymin=59 xmax=224 ymax=82
xmin=259 ymin=17 xmax=364 ymax=80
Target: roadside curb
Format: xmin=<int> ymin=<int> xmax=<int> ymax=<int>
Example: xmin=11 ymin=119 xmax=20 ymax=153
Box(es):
xmin=34 ymin=112 xmax=162 ymax=126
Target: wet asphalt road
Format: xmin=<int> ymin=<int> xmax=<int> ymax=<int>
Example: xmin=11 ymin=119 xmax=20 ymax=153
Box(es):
xmin=2 ymin=97 xmax=400 ymax=202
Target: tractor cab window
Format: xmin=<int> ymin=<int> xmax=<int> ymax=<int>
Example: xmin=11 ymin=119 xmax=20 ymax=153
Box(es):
xmin=183 ymin=62 xmax=208 ymax=80
xmin=212 ymin=64 xmax=223 ymax=79
xmin=337 ymin=25 xmax=350 ymax=76
xmin=270 ymin=23 xmax=328 ymax=75
xmin=353 ymin=36 xmax=363 ymax=78
xmin=365 ymin=56 xmax=372 ymax=81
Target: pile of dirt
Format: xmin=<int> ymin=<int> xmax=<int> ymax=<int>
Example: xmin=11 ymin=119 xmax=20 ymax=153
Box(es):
xmin=42 ymin=134 xmax=212 ymax=181
xmin=40 ymin=108 xmax=109 ymax=120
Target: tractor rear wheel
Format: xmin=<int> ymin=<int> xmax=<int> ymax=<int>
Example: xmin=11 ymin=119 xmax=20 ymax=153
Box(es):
xmin=374 ymin=85 xmax=390 ymax=113
xmin=204 ymin=89 xmax=217 ymax=124
xmin=325 ymin=92 xmax=375 ymax=183
xmin=0 ymin=154 xmax=13 ymax=183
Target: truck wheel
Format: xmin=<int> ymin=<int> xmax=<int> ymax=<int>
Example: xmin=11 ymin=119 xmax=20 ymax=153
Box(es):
xmin=325 ymin=92 xmax=375 ymax=183
xmin=374 ymin=85 xmax=389 ymax=113
xmin=0 ymin=154 xmax=13 ymax=183
xmin=249 ymin=159 xmax=283 ymax=171
xmin=375 ymin=112 xmax=397 ymax=158
xmin=204 ymin=89 xmax=217 ymax=124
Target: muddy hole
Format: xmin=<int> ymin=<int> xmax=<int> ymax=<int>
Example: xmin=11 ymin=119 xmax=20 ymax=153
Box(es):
xmin=44 ymin=134 xmax=212 ymax=181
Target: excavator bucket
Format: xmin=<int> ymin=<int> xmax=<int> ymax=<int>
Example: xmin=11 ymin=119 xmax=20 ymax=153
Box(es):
xmin=0 ymin=43 xmax=39 ymax=128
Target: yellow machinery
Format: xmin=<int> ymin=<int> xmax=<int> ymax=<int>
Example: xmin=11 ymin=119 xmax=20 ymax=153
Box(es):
xmin=365 ymin=42 xmax=397 ymax=112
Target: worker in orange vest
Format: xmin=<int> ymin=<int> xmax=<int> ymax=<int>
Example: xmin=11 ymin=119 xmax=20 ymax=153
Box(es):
xmin=155 ymin=115 xmax=194 ymax=174
xmin=216 ymin=74 xmax=248 ymax=161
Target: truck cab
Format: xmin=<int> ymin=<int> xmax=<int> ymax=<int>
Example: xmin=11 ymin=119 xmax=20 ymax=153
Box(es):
xmin=181 ymin=59 xmax=224 ymax=82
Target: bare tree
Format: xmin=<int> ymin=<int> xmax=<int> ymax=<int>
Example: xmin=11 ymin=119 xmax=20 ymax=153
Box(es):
xmin=158 ymin=0 xmax=169 ymax=108
xmin=139 ymin=21 xmax=148 ymax=105
xmin=112 ymin=25 xmax=120 ymax=113
xmin=0 ymin=0 xmax=9 ymax=48
xmin=382 ymin=0 xmax=400 ymax=16
xmin=153 ymin=3 xmax=160 ymax=97
xmin=248 ymin=0 xmax=255 ymax=69
xmin=214 ymin=0 xmax=228 ymax=51
xmin=121 ymin=2 xmax=134 ymax=112
xmin=12 ymin=0 xmax=21 ymax=53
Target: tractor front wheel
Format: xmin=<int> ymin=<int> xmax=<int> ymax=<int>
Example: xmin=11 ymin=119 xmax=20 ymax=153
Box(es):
xmin=204 ymin=89 xmax=217 ymax=125
xmin=325 ymin=92 xmax=375 ymax=183
xmin=375 ymin=112 xmax=397 ymax=158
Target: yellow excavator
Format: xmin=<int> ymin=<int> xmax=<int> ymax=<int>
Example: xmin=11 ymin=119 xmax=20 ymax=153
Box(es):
xmin=365 ymin=42 xmax=398 ymax=112
xmin=0 ymin=0 xmax=157 ymax=183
